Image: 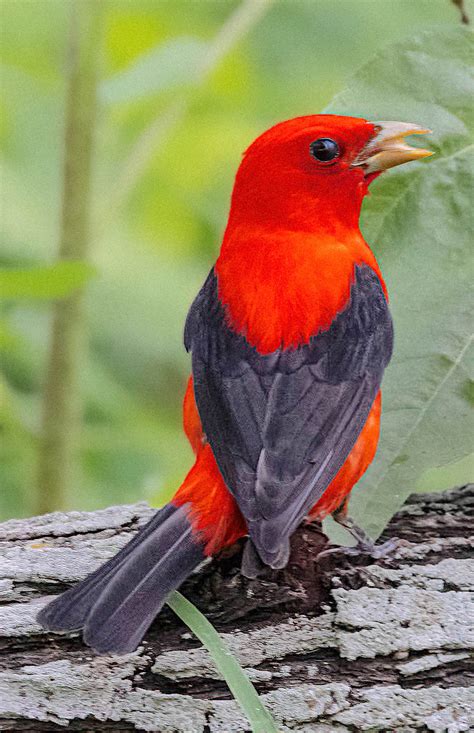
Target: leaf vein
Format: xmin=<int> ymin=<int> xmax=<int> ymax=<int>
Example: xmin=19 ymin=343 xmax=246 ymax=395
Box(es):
xmin=367 ymin=142 xmax=473 ymax=247
xmin=382 ymin=334 xmax=474 ymax=479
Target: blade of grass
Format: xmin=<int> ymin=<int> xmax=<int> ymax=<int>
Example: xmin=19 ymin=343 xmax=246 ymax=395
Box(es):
xmin=166 ymin=591 xmax=279 ymax=733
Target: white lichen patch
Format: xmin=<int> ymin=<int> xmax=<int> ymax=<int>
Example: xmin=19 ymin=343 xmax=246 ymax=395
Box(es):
xmin=1 ymin=492 xmax=472 ymax=732
xmin=210 ymin=683 xmax=350 ymax=733
xmin=333 ymin=685 xmax=474 ymax=733
xmin=333 ymin=585 xmax=473 ymax=660
xmin=0 ymin=656 xmax=211 ymax=733
xmin=0 ymin=503 xmax=153 ymax=544
xmin=152 ymin=614 xmax=337 ymax=680
xmin=0 ymin=597 xmax=55 ymax=638
xmin=397 ymin=651 xmax=470 ymax=676
xmin=361 ymin=557 xmax=474 ymax=591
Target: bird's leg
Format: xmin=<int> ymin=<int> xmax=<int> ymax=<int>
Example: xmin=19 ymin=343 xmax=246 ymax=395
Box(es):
xmin=317 ymin=501 xmax=400 ymax=560
xmin=333 ymin=510 xmax=375 ymax=550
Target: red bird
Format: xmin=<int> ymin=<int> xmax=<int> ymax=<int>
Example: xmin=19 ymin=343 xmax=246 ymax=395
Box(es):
xmin=38 ymin=115 xmax=431 ymax=653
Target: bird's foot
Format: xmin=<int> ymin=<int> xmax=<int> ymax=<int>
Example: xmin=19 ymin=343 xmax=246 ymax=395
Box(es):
xmin=317 ymin=509 xmax=402 ymax=561
xmin=317 ymin=535 xmax=401 ymax=561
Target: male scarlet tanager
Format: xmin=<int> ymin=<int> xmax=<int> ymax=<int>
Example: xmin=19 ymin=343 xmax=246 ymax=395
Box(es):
xmin=38 ymin=115 xmax=431 ymax=653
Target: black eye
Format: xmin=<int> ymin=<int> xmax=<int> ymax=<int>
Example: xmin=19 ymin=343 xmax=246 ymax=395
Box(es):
xmin=309 ymin=138 xmax=340 ymax=163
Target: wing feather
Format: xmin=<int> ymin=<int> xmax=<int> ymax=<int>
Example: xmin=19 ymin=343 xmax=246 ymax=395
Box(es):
xmin=185 ymin=265 xmax=393 ymax=566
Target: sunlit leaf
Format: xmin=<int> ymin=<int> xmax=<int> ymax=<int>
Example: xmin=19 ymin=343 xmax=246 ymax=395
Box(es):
xmin=101 ymin=36 xmax=208 ymax=104
xmin=1 ymin=0 xmax=466 ymax=521
xmin=325 ymin=27 xmax=474 ymax=537
xmin=416 ymin=453 xmax=474 ymax=493
xmin=0 ymin=262 xmax=95 ymax=300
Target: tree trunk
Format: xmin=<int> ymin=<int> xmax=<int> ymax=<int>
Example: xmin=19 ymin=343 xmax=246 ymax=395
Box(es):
xmin=0 ymin=486 xmax=472 ymax=732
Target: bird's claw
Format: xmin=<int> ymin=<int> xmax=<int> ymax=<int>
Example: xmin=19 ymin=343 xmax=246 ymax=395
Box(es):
xmin=317 ymin=536 xmax=401 ymax=561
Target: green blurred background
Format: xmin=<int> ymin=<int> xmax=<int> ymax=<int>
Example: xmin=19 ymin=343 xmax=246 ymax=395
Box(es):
xmin=0 ymin=0 xmax=468 ymax=520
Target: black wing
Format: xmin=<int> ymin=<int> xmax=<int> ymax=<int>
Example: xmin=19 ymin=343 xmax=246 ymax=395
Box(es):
xmin=185 ymin=265 xmax=393 ymax=568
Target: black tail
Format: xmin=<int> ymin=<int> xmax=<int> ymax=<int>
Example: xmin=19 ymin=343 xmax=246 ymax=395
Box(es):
xmin=37 ymin=503 xmax=204 ymax=654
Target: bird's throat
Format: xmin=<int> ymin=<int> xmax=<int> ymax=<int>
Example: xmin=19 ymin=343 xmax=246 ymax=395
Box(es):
xmin=215 ymin=226 xmax=385 ymax=354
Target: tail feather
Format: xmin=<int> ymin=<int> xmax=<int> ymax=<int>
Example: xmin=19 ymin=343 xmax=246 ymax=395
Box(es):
xmin=37 ymin=503 xmax=205 ymax=653
xmin=37 ymin=504 xmax=178 ymax=632
xmin=83 ymin=507 xmax=203 ymax=653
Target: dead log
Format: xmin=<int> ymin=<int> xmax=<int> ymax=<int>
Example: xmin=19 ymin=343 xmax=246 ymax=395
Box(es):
xmin=0 ymin=485 xmax=472 ymax=732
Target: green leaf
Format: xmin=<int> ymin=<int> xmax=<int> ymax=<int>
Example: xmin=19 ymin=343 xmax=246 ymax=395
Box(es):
xmin=325 ymin=27 xmax=474 ymax=537
xmin=101 ymin=37 xmax=209 ymax=104
xmin=0 ymin=319 xmax=20 ymax=352
xmin=416 ymin=453 xmax=474 ymax=493
xmin=167 ymin=592 xmax=279 ymax=733
xmin=0 ymin=262 xmax=95 ymax=300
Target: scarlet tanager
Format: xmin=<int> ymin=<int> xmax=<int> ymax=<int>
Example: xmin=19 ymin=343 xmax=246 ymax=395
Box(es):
xmin=38 ymin=115 xmax=432 ymax=653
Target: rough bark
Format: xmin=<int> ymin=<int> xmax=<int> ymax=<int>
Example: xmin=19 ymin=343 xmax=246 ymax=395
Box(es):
xmin=0 ymin=485 xmax=472 ymax=732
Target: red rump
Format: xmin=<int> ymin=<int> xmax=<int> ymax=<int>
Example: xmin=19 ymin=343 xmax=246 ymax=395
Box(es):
xmin=175 ymin=378 xmax=247 ymax=555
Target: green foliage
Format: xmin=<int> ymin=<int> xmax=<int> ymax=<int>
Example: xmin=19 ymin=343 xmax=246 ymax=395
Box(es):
xmin=101 ymin=37 xmax=209 ymax=104
xmin=167 ymin=592 xmax=279 ymax=733
xmin=325 ymin=27 xmax=474 ymax=537
xmin=0 ymin=0 xmax=468 ymax=524
xmin=1 ymin=3 xmax=471 ymax=724
xmin=0 ymin=262 xmax=95 ymax=300
xmin=416 ymin=453 xmax=474 ymax=492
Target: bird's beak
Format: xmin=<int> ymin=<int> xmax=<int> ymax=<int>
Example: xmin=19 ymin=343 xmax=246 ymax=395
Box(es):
xmin=353 ymin=121 xmax=433 ymax=174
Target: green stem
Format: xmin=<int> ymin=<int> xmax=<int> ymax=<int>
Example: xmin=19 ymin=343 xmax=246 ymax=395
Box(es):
xmin=36 ymin=0 xmax=103 ymax=514
xmin=167 ymin=591 xmax=280 ymax=733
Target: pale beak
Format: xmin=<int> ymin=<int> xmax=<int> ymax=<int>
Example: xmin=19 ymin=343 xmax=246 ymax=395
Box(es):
xmin=353 ymin=121 xmax=433 ymax=174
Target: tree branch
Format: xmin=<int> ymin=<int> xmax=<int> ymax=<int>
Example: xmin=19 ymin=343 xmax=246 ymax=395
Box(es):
xmin=1 ymin=486 xmax=472 ymax=731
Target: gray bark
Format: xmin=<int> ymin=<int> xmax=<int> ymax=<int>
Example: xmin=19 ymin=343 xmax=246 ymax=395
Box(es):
xmin=0 ymin=486 xmax=472 ymax=732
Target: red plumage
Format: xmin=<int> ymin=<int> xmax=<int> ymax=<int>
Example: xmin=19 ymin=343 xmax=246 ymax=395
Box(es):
xmin=217 ymin=115 xmax=387 ymax=353
xmin=175 ymin=115 xmax=388 ymax=553
xmin=38 ymin=114 xmax=431 ymax=653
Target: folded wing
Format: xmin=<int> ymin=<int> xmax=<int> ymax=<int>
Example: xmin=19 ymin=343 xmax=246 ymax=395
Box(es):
xmin=185 ymin=265 xmax=393 ymax=567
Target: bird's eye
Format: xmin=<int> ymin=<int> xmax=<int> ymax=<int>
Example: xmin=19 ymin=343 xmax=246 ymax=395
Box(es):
xmin=309 ymin=138 xmax=340 ymax=163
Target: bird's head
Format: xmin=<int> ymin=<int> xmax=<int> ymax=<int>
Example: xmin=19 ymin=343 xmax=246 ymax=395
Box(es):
xmin=228 ymin=114 xmax=432 ymax=234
